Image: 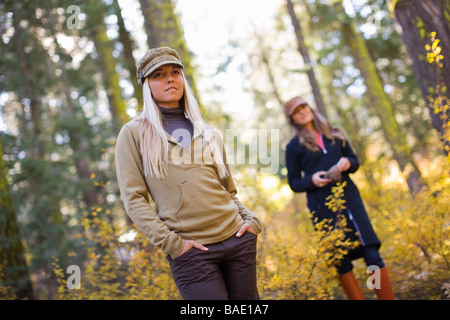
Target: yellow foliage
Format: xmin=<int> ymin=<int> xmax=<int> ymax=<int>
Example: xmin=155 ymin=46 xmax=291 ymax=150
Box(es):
xmin=426 ymin=31 xmax=450 ymax=163
xmin=256 ymin=179 xmax=358 ymax=300
xmin=0 ymin=265 xmax=17 ymax=300
xmin=50 ymin=163 xmax=449 ymax=300
xmin=52 ymin=205 xmax=180 ymax=300
xmin=425 ymin=33 xmax=444 ymax=65
xmin=360 ymin=167 xmax=450 ymax=299
xmin=325 ymin=181 xmax=347 ymax=213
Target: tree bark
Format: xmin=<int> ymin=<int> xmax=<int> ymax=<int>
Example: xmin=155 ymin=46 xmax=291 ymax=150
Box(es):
xmin=390 ymin=0 xmax=450 ymax=155
xmin=286 ymin=0 xmax=328 ymax=119
xmin=10 ymin=2 xmax=66 ymax=298
xmin=0 ymin=136 xmax=34 ymax=300
xmin=341 ymin=20 xmax=425 ymax=194
xmin=87 ymin=0 xmax=129 ymax=130
xmin=43 ymin=10 xmax=98 ymax=211
xmin=12 ymin=8 xmax=42 ymax=159
xmin=112 ymin=0 xmax=143 ymax=109
xmin=254 ymin=31 xmax=284 ymax=108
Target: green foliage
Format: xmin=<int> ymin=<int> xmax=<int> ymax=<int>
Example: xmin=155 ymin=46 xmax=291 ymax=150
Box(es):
xmin=0 ymin=264 xmax=17 ymax=300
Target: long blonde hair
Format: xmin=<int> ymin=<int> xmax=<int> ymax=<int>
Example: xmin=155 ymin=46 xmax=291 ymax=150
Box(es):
xmin=290 ymin=105 xmax=347 ymax=152
xmin=138 ymin=72 xmax=228 ymax=179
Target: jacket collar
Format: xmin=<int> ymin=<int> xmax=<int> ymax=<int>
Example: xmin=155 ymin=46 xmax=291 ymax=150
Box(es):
xmin=164 ymin=122 xmax=202 ymax=147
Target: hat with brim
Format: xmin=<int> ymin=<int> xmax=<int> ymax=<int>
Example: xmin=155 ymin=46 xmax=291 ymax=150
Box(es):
xmin=284 ymin=96 xmax=308 ymax=117
xmin=136 ymin=46 xmax=184 ymax=85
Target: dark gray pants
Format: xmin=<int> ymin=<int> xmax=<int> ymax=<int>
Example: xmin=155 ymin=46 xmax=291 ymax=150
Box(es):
xmin=166 ymin=231 xmax=259 ymax=300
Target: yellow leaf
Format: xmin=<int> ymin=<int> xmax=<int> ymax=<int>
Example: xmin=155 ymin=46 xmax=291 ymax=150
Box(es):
xmin=90 ymin=253 xmax=99 ymax=261
xmin=432 ymin=39 xmax=440 ymax=50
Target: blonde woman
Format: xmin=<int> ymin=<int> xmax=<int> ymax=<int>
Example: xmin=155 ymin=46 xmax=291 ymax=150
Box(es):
xmin=284 ymin=96 xmax=395 ymax=300
xmin=115 ymin=47 xmax=262 ymax=300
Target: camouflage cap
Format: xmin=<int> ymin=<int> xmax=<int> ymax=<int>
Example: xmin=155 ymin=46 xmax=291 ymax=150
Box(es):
xmin=136 ymin=46 xmax=184 ymax=85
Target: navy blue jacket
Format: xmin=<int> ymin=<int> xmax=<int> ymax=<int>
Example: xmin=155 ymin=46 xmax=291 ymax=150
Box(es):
xmin=285 ymin=134 xmax=381 ymax=254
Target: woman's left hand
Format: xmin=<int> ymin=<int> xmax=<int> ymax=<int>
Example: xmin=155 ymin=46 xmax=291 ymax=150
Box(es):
xmin=236 ymin=223 xmax=257 ymax=237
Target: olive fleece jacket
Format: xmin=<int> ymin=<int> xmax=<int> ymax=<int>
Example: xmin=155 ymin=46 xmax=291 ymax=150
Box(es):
xmin=115 ymin=118 xmax=263 ymax=259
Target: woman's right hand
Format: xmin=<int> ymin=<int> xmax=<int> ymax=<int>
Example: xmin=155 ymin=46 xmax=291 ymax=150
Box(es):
xmin=312 ymin=171 xmax=331 ymax=188
xmin=178 ymin=239 xmax=209 ymax=257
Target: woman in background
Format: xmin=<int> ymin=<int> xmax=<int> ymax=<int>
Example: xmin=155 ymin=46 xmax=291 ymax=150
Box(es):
xmin=283 ymin=95 xmax=394 ymax=300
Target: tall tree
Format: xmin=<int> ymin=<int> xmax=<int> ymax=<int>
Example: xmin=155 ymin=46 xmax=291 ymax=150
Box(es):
xmin=286 ymin=0 xmax=328 ymax=119
xmin=112 ymin=0 xmax=143 ymax=108
xmin=4 ymin=0 xmax=67 ymax=298
xmin=389 ymin=0 xmax=450 ymax=156
xmin=86 ymin=0 xmax=129 ymax=130
xmin=42 ymin=8 xmax=98 ymax=211
xmin=339 ymin=11 xmax=425 ymax=194
xmin=0 ymin=135 xmax=34 ymax=300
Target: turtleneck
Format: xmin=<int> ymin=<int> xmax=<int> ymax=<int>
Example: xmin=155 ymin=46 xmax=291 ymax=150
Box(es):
xmin=159 ymin=106 xmax=193 ymax=149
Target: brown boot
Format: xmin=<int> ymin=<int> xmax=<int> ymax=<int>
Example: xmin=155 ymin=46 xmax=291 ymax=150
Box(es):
xmin=373 ymin=265 xmax=395 ymax=300
xmin=339 ymin=271 xmax=365 ymax=300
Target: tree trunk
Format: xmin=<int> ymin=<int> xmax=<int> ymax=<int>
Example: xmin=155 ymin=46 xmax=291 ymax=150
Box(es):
xmin=12 ymin=7 xmax=42 ymax=159
xmin=44 ymin=10 xmax=98 ymax=211
xmin=390 ymin=0 xmax=450 ymax=156
xmin=86 ymin=0 xmax=129 ymax=130
xmin=10 ymin=2 xmax=66 ymax=298
xmin=254 ymin=31 xmax=284 ymax=108
xmin=334 ymin=105 xmax=378 ymax=187
xmin=0 ymin=136 xmax=34 ymax=300
xmin=112 ymin=0 xmax=143 ymax=109
xmin=341 ymin=20 xmax=425 ymax=194
xmin=286 ymin=0 xmax=328 ymax=119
